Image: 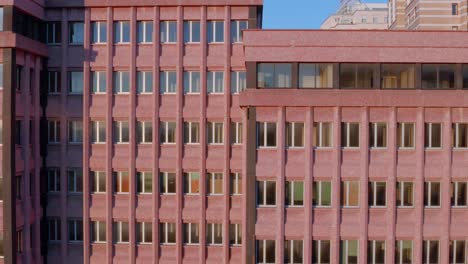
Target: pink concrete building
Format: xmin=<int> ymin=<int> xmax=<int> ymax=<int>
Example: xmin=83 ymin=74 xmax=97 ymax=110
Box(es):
xmin=2 ymin=1 xmax=468 ymax=264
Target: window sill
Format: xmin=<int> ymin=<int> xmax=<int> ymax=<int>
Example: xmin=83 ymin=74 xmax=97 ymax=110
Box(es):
xmin=397 ymin=206 xmax=414 ymax=209
xmin=287 ymin=146 xmax=305 ymax=150
xmin=138 ymin=142 xmax=153 ymax=145
xmin=208 ymin=42 xmax=225 ymax=45
xmin=369 ymin=206 xmax=387 ymax=209
xmin=424 ymin=206 xmax=441 ymax=209
xmin=184 ymin=193 xmax=200 ymax=196
xmin=184 ymin=243 xmax=200 ymax=246
xmin=452 ymin=206 xmax=468 ymax=209
xmin=313 ymin=206 xmax=332 ymax=209
xmin=370 ymin=147 xmax=387 ymax=150
xmin=160 ymin=42 xmax=177 ymax=45
xmin=184 ymin=42 xmax=201 ymax=45
xmin=185 ymin=143 xmax=200 ymax=145
xmin=341 ymin=206 xmax=360 ymax=209
xmin=91 ymin=142 xmax=106 ymax=145
xmin=452 ymin=148 xmax=468 ymax=151
xmin=138 ymin=42 xmax=153 ymax=45
xmin=185 ymin=92 xmax=200 ymax=95
xmin=257 ymin=205 xmax=277 ymax=208
xmin=161 ymin=193 xmax=176 ymax=196
xmin=207 ymin=244 xmax=223 ymax=247
xmin=208 ymin=143 xmax=224 ymax=146
xmin=398 ymin=147 xmax=416 ymax=150
xmin=207 ymin=194 xmax=223 ymax=196
xmin=257 ymin=146 xmax=277 ymax=150
xmin=341 ymin=147 xmax=360 ymax=150
xmin=161 ymin=92 xmax=177 ymax=95
xmin=314 ymin=147 xmax=333 ymax=150
xmin=137 ymin=193 xmax=153 ymax=196
xmin=425 ymin=147 xmax=442 ymax=151
xmin=115 ymin=142 xmax=130 ymax=145
xmin=285 ymin=205 xmax=304 ymax=208
xmin=138 ymin=92 xmax=153 ymax=95
xmin=92 ymin=43 xmax=107 ymax=46
xmin=92 ymin=92 xmax=106 ymax=95
xmin=161 ymin=143 xmax=177 ymax=145
xmin=114 ymin=43 xmax=130 ymax=45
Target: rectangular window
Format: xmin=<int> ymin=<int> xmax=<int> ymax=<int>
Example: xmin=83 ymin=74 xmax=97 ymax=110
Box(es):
xmin=48 ymin=120 xmax=60 ymax=144
xmin=160 ymin=222 xmax=176 ymax=244
xmin=425 ymin=123 xmax=442 ymax=148
xmin=286 ymin=122 xmax=304 ymax=148
xmin=450 ymin=240 xmax=466 ymax=264
xmin=423 ymin=240 xmax=439 ymax=264
xmin=184 ymin=21 xmax=200 ymax=43
xmin=341 ymin=181 xmax=359 ymax=207
xmin=381 ymin=64 xmax=415 ymax=89
xmin=369 ymin=181 xmax=386 ymax=207
xmin=15 ymin=66 xmax=22 ymax=91
xmin=422 ymin=64 xmax=456 ymax=89
xmin=257 ymin=240 xmax=276 ymax=264
xmin=17 ymin=230 xmax=23 ymax=253
xmin=113 ymin=71 xmax=130 ymax=93
xmin=258 ymin=180 xmax=276 ymax=206
xmin=183 ymin=71 xmax=200 ymax=94
xmin=207 ymin=172 xmax=223 ymax=195
xmin=137 ymin=121 xmax=152 ymax=144
xmin=424 ymin=182 xmax=441 ymax=207
xmin=113 ymin=171 xmax=129 ymax=193
xmin=368 ymin=240 xmax=385 ymax=264
xmin=136 ymin=172 xmax=152 ymax=194
xmin=91 ymin=221 xmax=106 ymax=242
xmin=207 ymin=122 xmax=224 ymax=144
xmin=137 ymin=71 xmax=153 ymax=94
xmin=313 ymin=122 xmax=332 ymax=148
xmin=68 ymin=219 xmax=83 ymax=241
xmin=67 ymin=168 xmax=83 ymax=193
xmin=207 ymin=71 xmax=224 ymax=94
xmin=92 ymin=21 xmax=107 ymax=44
xmin=160 ymin=71 xmax=177 ymax=94
xmin=183 ymin=223 xmax=199 ymax=244
xmin=452 ymin=3 xmax=458 ymax=15
xmin=231 ymin=71 xmax=246 ymax=94
xmin=68 ymin=121 xmax=83 ymax=143
xmin=137 ymin=21 xmax=153 ymax=43
xmin=136 ymin=222 xmax=152 ymax=244
xmin=114 ymin=21 xmax=130 ymax=43
xmin=160 ymin=172 xmax=176 ymax=194
xmin=257 ymin=122 xmax=277 ymax=148
xmin=453 ymin=123 xmax=468 ymax=148
xmin=48 ymin=169 xmax=60 ymax=193
xmin=47 ymin=71 xmax=61 ymax=94
xmin=285 ymin=240 xmax=303 ymax=264
xmin=285 ymin=181 xmax=304 ymax=206
xmin=258 ymin=63 xmax=292 ymax=88
xmin=313 ymin=240 xmax=331 ymax=264
xmin=91 ymin=121 xmax=106 ymax=143
xmin=369 ymin=123 xmax=387 ymax=148
xmin=299 ymin=63 xmax=334 ymax=88
xmin=183 ymin=122 xmax=199 ymax=144
xmin=46 ymin=21 xmax=62 ymax=44
xmin=341 ymin=122 xmax=359 ymax=148
xmin=114 ymin=121 xmax=129 ymax=144
xmin=396 ymin=181 xmax=414 ymax=207
xmin=92 ymin=71 xmax=106 ymax=93
xmin=313 ymin=181 xmax=332 ymax=207
xmin=184 ymin=172 xmax=200 ymax=195
xmin=340 ymin=63 xmax=375 ymax=89
xmin=0 ymin=8 xmax=2 ymax=32
xmin=231 ymin=20 xmax=248 ymax=43
xmin=230 ymin=223 xmax=242 ymax=246
xmin=206 ymin=223 xmax=223 ymax=245
xmin=15 ymin=120 xmax=21 ymax=145
xmin=48 ymin=219 xmax=61 ymax=242
xmin=160 ymin=121 xmax=176 ymax=144
xmin=397 ymin=123 xmax=415 ymax=149
xmin=91 ymin=171 xmax=106 ymax=193
xmin=68 ymin=71 xmax=83 ymax=94
xmin=395 ymin=240 xmax=413 ymax=264
xmin=16 ymin=175 xmax=21 ymax=200
xmin=230 ymin=122 xmax=242 ymax=145
xmin=230 ymin=173 xmax=242 ymax=195
xmin=69 ymin=22 xmax=84 ymax=44
xmin=207 ymin=21 xmax=224 ymax=43
xmin=160 ymin=21 xmax=177 ymax=43
xmin=341 ymin=240 xmax=359 ymax=264
xmin=113 ymin=221 xmax=129 ymax=243
xmin=451 ymin=182 xmax=467 ymax=207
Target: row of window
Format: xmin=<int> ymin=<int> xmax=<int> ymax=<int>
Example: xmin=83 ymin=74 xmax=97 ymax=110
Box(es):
xmin=47 ymin=219 xmax=83 ymax=242
xmin=47 ymin=168 xmax=82 ymax=193
xmin=257 ymin=63 xmax=468 ymax=89
xmin=88 ymin=171 xmax=241 ymax=195
xmin=258 ymin=180 xmax=468 ymax=208
xmin=256 ymin=121 xmax=468 ymax=149
xmin=257 ymin=239 xmax=467 ymax=264
xmin=90 ymin=221 xmax=241 ymax=246
xmin=48 ymin=20 xmax=247 ymax=45
xmin=48 ymin=71 xmax=246 ymax=94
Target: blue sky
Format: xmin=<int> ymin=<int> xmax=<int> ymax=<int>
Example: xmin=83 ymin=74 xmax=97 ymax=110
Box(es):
xmin=263 ymin=0 xmax=389 ymax=29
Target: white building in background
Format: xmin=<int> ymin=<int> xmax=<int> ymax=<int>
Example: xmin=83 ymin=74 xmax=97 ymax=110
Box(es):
xmin=321 ymin=0 xmax=389 ymax=29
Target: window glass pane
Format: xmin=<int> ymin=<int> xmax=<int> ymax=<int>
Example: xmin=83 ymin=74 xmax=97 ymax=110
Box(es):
xmin=321 ymin=181 xmax=332 ymax=206
xmin=0 ymin=8 xmax=3 ymax=32
xmin=381 ymin=64 xmax=415 ymax=89
xmin=349 ymin=181 xmax=359 ymax=206
xmin=192 ymin=21 xmax=200 ymax=42
xmin=340 ymin=64 xmax=356 ymax=89
xmin=258 ymin=63 xmax=274 ymax=88
xmin=431 ymin=182 xmax=440 ymax=206
xmin=215 ymin=21 xmax=224 ymax=42
xmin=266 ymin=181 xmax=276 ymax=205
xmin=439 ymin=64 xmax=455 ymax=89
xmin=349 ymin=123 xmax=360 ymax=147
xmin=69 ymin=72 xmax=83 ymax=93
xmin=266 ymin=123 xmax=276 ymax=147
xmin=275 ymin=63 xmax=292 ymax=88
xmin=294 ymin=182 xmax=304 ymax=205
xmin=69 ymin=22 xmax=84 ymax=44
xmin=169 ymin=21 xmax=177 ymax=42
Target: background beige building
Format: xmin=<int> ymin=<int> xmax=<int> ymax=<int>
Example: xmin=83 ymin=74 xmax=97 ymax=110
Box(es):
xmin=321 ymin=0 xmax=389 ymax=29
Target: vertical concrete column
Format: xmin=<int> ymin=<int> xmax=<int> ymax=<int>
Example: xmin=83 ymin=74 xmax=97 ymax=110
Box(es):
xmin=199 ymin=5 xmax=208 ymax=264
xmin=276 ymin=107 xmax=285 ymax=264
xmin=105 ymin=7 xmax=114 ymax=264
xmin=83 ymin=6 xmax=91 ymax=264
xmin=359 ymin=107 xmax=369 ymax=264
xmin=331 ymin=107 xmax=341 ymax=264
xmin=440 ymin=108 xmax=452 ymax=263
xmin=175 ymin=5 xmax=184 ymax=264
xmin=23 ymin=54 xmax=32 ymax=264
xmin=152 ymin=6 xmax=161 ymax=264
xmin=223 ymin=6 xmax=231 ymax=264
xmin=304 ymin=107 xmax=313 ymax=264
xmin=387 ymin=107 xmax=397 ymax=264
xmin=129 ymin=6 xmax=137 ymax=264
xmin=415 ymin=107 xmax=425 ymax=264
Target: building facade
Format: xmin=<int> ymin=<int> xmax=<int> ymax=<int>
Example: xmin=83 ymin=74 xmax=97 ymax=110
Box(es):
xmin=321 ymin=0 xmax=388 ymax=30
xmin=389 ymin=0 xmax=468 ymax=30
xmin=1 ymin=1 xmax=468 ymax=264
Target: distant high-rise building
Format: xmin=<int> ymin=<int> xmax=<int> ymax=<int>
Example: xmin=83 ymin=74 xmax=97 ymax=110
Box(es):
xmin=321 ymin=0 xmax=389 ymax=29
xmin=389 ymin=0 xmax=468 ymax=30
